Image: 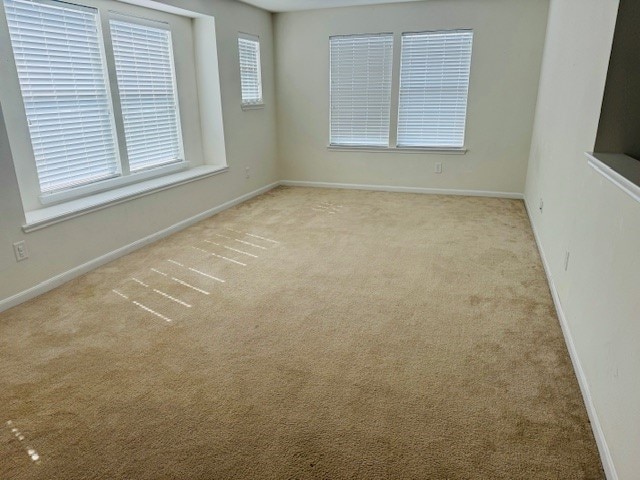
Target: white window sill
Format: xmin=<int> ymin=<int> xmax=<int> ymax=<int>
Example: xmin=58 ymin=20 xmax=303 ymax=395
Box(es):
xmin=241 ymin=103 xmax=264 ymax=111
xmin=586 ymin=152 xmax=640 ymax=203
xmin=39 ymin=161 xmax=188 ymax=206
xmin=327 ymin=145 xmax=468 ymax=155
xmin=23 ymin=165 xmax=228 ymax=233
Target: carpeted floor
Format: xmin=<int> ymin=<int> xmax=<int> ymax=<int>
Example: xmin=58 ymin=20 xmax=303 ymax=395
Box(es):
xmin=0 ymin=187 xmax=603 ymax=479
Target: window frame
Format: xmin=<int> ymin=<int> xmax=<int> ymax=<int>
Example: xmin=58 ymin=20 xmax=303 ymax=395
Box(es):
xmin=327 ymin=29 xmax=473 ymax=154
xmin=238 ymin=32 xmax=264 ymax=109
xmin=0 ymin=0 xmax=188 ymax=207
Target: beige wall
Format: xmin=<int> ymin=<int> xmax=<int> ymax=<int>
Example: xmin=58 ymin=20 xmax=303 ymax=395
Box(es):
xmin=525 ymin=0 xmax=640 ymax=478
xmin=0 ymin=0 xmax=278 ymax=302
xmin=274 ymin=0 xmax=549 ymax=195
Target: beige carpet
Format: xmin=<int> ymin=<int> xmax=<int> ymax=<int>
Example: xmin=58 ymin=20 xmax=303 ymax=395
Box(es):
xmin=0 ymin=186 xmax=603 ymax=479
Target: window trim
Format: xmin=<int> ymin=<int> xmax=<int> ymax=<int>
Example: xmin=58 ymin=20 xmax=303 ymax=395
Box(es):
xmin=39 ymin=160 xmax=188 ymax=205
xmin=238 ymin=32 xmax=264 ymax=109
xmin=327 ymin=144 xmax=467 ymax=154
xmin=23 ymin=164 xmax=228 ymax=233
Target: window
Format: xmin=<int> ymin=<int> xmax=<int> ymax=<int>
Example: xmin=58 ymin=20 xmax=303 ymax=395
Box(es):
xmin=4 ymin=0 xmax=119 ymax=193
xmin=328 ymin=30 xmax=473 ymax=150
xmin=111 ymin=18 xmax=183 ymax=172
xmin=238 ymin=34 xmax=263 ymax=107
xmin=397 ymin=30 xmax=473 ymax=148
xmin=3 ymin=0 xmax=185 ymax=200
xmin=329 ymin=34 xmax=393 ymax=147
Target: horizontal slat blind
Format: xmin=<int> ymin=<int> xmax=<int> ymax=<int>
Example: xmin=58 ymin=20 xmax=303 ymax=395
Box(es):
xmin=330 ymin=34 xmax=393 ymax=147
xmin=238 ymin=35 xmax=263 ymax=105
xmin=110 ymin=19 xmax=182 ymax=172
xmin=4 ymin=0 xmax=119 ymax=193
xmin=397 ymin=30 xmax=473 ymax=148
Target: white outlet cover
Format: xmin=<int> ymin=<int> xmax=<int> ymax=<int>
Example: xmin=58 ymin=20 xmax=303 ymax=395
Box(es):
xmin=13 ymin=241 xmax=28 ymax=262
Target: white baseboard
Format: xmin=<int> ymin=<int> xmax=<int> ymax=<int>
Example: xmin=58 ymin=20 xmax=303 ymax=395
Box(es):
xmin=0 ymin=182 xmax=279 ymax=314
xmin=523 ymin=199 xmax=618 ymax=480
xmin=280 ymin=179 xmax=525 ymax=200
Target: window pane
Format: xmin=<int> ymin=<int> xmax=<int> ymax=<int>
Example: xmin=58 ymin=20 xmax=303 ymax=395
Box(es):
xmin=238 ymin=35 xmax=263 ymax=105
xmin=397 ymin=30 xmax=473 ymax=148
xmin=330 ymin=34 xmax=393 ymax=147
xmin=110 ymin=19 xmax=183 ymax=172
xmin=4 ymin=0 xmax=119 ymax=193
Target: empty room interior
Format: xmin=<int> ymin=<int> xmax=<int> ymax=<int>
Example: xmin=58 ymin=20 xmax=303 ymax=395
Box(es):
xmin=0 ymin=0 xmax=638 ymax=478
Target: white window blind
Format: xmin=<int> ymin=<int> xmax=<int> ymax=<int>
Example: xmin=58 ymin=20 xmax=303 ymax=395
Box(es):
xmin=238 ymin=34 xmax=263 ymax=106
xmin=110 ymin=18 xmax=183 ymax=172
xmin=397 ymin=30 xmax=473 ymax=148
xmin=330 ymin=34 xmax=393 ymax=147
xmin=4 ymin=0 xmax=119 ymax=193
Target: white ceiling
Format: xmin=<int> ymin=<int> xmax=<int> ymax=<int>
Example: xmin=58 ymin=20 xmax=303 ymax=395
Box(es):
xmin=235 ymin=0 xmax=426 ymax=13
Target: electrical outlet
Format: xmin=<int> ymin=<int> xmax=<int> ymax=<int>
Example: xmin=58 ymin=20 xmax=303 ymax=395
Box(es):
xmin=245 ymin=166 xmax=251 ymax=179
xmin=13 ymin=241 xmax=28 ymax=262
xmin=434 ymin=162 xmax=442 ymax=174
xmin=539 ymin=198 xmax=544 ymax=213
xmin=564 ymin=251 xmax=570 ymax=271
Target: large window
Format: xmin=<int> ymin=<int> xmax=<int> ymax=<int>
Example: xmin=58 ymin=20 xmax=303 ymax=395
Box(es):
xmin=329 ymin=30 xmax=473 ymax=150
xmin=4 ymin=0 xmax=119 ymax=193
xmin=397 ymin=30 xmax=473 ymax=148
xmin=329 ymin=34 xmax=393 ymax=147
xmin=3 ymin=0 xmax=184 ymax=199
xmin=238 ymin=33 xmax=263 ymax=107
